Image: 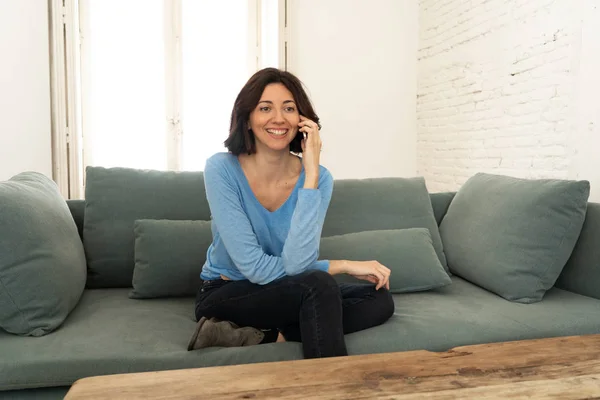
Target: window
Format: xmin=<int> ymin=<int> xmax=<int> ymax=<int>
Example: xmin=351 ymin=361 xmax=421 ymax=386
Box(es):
xmin=50 ymin=0 xmax=287 ymax=198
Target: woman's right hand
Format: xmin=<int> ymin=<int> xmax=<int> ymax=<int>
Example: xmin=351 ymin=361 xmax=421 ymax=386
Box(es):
xmin=330 ymin=260 xmax=391 ymax=290
xmin=298 ymin=115 xmax=322 ymax=183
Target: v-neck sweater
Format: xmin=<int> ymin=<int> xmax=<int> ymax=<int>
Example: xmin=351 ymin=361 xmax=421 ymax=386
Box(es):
xmin=200 ymin=152 xmax=333 ymax=285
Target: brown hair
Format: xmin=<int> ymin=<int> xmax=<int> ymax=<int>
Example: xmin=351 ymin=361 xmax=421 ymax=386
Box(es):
xmin=224 ymin=68 xmax=320 ymax=155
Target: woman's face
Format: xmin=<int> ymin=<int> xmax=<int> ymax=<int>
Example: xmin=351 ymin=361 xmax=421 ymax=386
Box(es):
xmin=249 ymin=83 xmax=300 ymax=153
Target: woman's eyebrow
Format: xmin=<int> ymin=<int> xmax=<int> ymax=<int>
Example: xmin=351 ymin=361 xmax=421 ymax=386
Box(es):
xmin=257 ymin=100 xmax=296 ymax=104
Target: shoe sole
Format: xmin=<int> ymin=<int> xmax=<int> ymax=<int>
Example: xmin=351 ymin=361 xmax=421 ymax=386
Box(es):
xmin=187 ymin=316 xmax=207 ymax=351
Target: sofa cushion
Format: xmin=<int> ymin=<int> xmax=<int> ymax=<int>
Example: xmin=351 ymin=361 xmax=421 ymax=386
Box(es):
xmin=556 ymin=203 xmax=600 ymax=300
xmin=130 ymin=219 xmax=213 ymax=299
xmin=320 ymin=228 xmax=451 ymax=293
xmin=429 ymin=192 xmax=455 ymax=226
xmin=0 ymin=289 xmax=301 ymax=391
xmin=439 ymin=173 xmax=590 ymax=303
xmin=83 ymin=167 xmax=211 ymax=288
xmin=0 ymin=172 xmax=86 ymax=336
xmin=2 ymin=279 xmax=599 ymax=391
xmin=348 ymin=276 xmax=600 ymax=355
xmin=322 ymin=177 xmax=448 ymax=272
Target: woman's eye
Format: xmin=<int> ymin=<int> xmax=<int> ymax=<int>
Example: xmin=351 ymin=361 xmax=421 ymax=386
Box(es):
xmin=260 ymin=107 xmax=271 ymax=112
xmin=285 ymin=107 xmax=296 ymax=112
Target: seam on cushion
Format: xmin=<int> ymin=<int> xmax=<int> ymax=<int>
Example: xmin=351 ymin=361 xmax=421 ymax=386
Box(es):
xmin=0 ymin=272 xmax=31 ymax=334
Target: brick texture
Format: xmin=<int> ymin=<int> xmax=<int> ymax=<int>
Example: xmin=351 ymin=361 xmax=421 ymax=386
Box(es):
xmin=417 ymin=0 xmax=581 ymax=192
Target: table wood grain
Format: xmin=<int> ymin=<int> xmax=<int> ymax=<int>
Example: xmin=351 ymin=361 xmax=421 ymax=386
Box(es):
xmin=65 ymin=334 xmax=600 ymax=399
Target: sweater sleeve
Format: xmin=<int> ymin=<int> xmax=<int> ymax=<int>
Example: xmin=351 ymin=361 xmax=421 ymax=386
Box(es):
xmin=281 ymin=168 xmax=333 ymax=275
xmin=204 ymin=158 xmax=332 ymax=285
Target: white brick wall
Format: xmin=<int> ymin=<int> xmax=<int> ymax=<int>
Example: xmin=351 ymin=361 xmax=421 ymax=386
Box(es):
xmin=417 ymin=0 xmax=582 ymax=192
xmin=571 ymin=0 xmax=600 ymax=202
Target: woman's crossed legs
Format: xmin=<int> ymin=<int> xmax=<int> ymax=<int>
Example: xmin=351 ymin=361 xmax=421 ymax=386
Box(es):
xmin=194 ymin=270 xmax=395 ymax=359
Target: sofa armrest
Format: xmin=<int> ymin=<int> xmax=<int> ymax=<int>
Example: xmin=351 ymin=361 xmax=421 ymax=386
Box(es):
xmin=555 ymin=202 xmax=600 ymax=299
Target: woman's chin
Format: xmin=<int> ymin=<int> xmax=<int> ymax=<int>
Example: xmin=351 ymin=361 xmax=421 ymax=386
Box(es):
xmin=257 ymin=141 xmax=293 ymax=153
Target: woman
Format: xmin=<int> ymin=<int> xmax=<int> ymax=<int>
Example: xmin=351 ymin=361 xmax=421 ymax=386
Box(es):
xmin=188 ymin=68 xmax=395 ymax=359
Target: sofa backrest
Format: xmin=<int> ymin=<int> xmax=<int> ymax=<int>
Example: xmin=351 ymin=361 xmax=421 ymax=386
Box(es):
xmin=66 ymin=190 xmax=456 ymax=242
xmin=65 ymin=186 xmax=600 ymax=299
xmin=429 ymin=192 xmax=456 ymax=226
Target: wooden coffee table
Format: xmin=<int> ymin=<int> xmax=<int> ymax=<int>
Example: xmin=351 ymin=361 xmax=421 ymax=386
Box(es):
xmin=65 ymin=334 xmax=600 ymax=399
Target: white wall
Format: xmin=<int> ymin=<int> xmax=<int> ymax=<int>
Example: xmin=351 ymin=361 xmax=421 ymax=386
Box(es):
xmin=570 ymin=0 xmax=600 ymax=202
xmin=287 ymin=0 xmax=418 ymax=179
xmin=417 ymin=0 xmax=579 ymax=191
xmin=0 ymin=0 xmax=52 ymax=181
xmin=417 ymin=0 xmax=600 ymax=202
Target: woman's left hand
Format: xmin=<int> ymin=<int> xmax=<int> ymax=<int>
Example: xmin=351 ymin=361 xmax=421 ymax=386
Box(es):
xmin=298 ymin=116 xmax=322 ymax=178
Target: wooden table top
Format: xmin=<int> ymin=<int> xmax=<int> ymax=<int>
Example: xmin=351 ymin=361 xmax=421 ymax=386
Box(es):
xmin=65 ymin=334 xmax=600 ymax=399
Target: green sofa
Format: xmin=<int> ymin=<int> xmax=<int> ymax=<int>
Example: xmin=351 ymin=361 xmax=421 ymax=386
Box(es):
xmin=1 ymin=168 xmax=599 ymax=399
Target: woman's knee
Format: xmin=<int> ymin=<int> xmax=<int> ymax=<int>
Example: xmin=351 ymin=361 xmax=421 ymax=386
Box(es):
xmin=293 ymin=270 xmax=339 ymax=294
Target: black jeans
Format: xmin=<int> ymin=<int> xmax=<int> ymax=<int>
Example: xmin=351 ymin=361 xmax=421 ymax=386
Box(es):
xmin=194 ymin=270 xmax=395 ymax=359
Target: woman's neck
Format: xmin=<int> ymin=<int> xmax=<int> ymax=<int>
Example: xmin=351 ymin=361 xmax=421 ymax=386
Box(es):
xmin=240 ymin=149 xmax=300 ymax=185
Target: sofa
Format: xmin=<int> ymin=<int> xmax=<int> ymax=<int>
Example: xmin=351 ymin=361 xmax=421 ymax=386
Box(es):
xmin=1 ymin=166 xmax=599 ymax=399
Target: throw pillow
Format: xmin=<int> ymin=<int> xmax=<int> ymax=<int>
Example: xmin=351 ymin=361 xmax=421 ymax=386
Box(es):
xmin=83 ymin=166 xmax=211 ymax=288
xmin=319 ymin=228 xmax=451 ymax=293
xmin=130 ymin=219 xmax=213 ymax=299
xmin=0 ymin=172 xmax=87 ymax=336
xmin=322 ymin=177 xmax=449 ymax=272
xmin=439 ymin=172 xmax=590 ymax=304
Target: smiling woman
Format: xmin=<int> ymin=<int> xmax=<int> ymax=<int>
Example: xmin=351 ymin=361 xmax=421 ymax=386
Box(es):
xmin=188 ymin=67 xmax=395 ymax=360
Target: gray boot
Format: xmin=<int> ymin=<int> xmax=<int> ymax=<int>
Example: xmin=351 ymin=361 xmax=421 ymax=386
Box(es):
xmin=187 ymin=317 xmax=265 ymax=351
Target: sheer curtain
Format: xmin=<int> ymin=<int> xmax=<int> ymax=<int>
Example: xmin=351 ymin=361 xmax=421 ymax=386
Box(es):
xmin=81 ymin=0 xmax=280 ymax=173
xmin=83 ymin=0 xmax=167 ymax=170
xmin=181 ymin=0 xmax=251 ymax=171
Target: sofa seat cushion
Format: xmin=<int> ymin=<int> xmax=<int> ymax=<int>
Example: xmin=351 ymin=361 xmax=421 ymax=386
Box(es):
xmin=2 ymin=280 xmax=600 ymax=391
xmin=354 ymin=277 xmax=600 ymax=355
xmin=0 ymin=289 xmax=302 ymax=391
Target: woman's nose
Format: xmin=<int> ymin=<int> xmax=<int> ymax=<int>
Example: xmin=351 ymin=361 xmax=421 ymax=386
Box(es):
xmin=272 ymin=109 xmax=285 ymax=123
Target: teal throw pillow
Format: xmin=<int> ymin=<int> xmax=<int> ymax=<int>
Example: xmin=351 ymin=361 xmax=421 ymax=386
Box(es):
xmin=130 ymin=219 xmax=213 ymax=299
xmin=0 ymin=172 xmax=86 ymax=336
xmin=439 ymin=173 xmax=590 ymax=304
xmin=319 ymin=228 xmax=451 ymax=293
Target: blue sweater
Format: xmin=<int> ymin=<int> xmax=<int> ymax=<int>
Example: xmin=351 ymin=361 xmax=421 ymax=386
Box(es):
xmin=200 ymin=152 xmax=333 ymax=285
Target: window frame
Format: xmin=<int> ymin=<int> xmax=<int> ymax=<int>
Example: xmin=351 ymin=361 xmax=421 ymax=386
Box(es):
xmin=49 ymin=0 xmax=289 ymax=199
